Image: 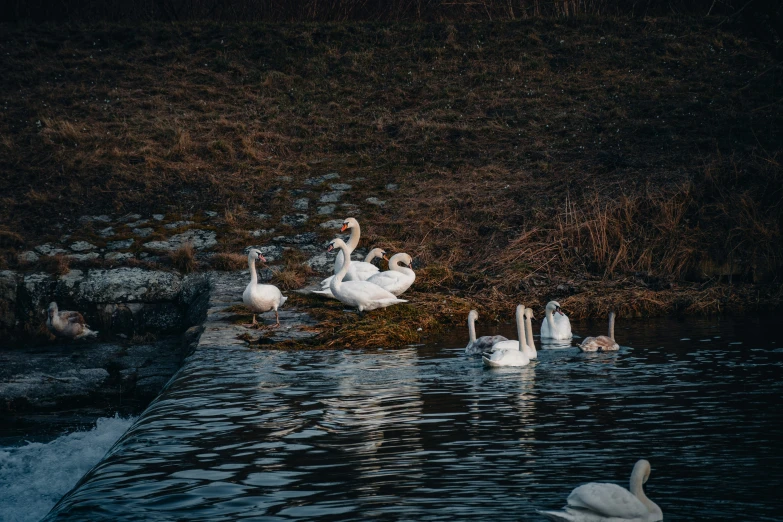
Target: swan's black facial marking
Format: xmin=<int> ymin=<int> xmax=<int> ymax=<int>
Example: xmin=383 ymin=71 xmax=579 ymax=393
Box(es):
xmin=327 ymin=242 xmax=336 ymax=252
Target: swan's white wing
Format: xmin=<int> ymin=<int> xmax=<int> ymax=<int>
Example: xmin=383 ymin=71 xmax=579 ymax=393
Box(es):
xmin=490 ymin=339 xmax=519 ymax=353
xmin=319 ymin=275 xmax=334 ymax=290
xmin=566 ymin=482 xmax=650 ymax=519
xmin=483 ymin=349 xmax=529 ymax=367
xmin=345 ymin=261 xmax=380 ymax=281
xmin=313 ymin=288 xmax=335 ymax=298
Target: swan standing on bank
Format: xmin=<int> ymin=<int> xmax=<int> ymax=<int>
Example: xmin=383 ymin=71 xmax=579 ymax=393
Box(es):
xmin=243 ymin=248 xmax=287 ymax=327
xmin=541 ymin=300 xmax=572 ymax=340
xmin=47 ymin=302 xmax=98 ymax=340
xmin=579 ymin=311 xmax=620 ymax=352
xmin=315 ymin=248 xmax=387 ymax=298
xmin=464 ymin=310 xmax=508 ymax=355
xmin=538 ymin=459 xmax=663 ymax=522
xmin=326 ymin=238 xmax=407 ymax=312
xmin=365 ymin=253 xmax=416 ymax=296
xmin=482 ymin=305 xmax=531 ymax=367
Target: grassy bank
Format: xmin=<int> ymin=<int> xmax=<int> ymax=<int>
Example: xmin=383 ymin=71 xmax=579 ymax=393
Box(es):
xmin=0 ymin=18 xmax=781 ymax=344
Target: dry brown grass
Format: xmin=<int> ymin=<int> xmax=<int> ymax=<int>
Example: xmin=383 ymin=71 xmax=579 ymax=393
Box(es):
xmin=270 ymin=250 xmax=316 ymax=291
xmin=38 ymin=255 xmax=71 ymax=276
xmin=210 ymin=252 xmax=247 ymax=271
xmin=169 ymin=242 xmax=197 ymax=273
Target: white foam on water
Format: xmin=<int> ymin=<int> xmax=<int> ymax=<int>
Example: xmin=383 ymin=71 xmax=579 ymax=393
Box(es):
xmin=0 ymin=415 xmax=136 ymax=522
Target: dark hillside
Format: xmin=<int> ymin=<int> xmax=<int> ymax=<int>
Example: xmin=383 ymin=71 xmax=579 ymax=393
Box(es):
xmin=0 ymin=17 xmax=780 ymax=324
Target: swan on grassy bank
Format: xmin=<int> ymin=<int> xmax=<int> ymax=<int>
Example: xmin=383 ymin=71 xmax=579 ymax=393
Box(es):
xmin=317 ymin=218 xmax=382 ymax=294
xmin=541 ymin=300 xmax=572 ymax=340
xmin=579 ymin=311 xmax=620 ymax=352
xmin=366 ymin=253 xmax=416 ymax=296
xmin=315 ymin=247 xmax=387 ymax=298
xmin=483 ymin=305 xmax=531 ymax=368
xmin=464 ymin=310 xmax=508 ymax=355
xmin=326 ymin=238 xmax=407 ymax=312
xmin=46 ymin=302 xmax=98 ymax=340
xmin=538 ymin=459 xmax=663 ymax=522
xmin=243 ymin=248 xmax=287 ymax=327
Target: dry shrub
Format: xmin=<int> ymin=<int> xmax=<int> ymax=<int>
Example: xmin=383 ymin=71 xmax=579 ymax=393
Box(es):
xmin=170 ymin=242 xmax=197 ymax=273
xmin=0 ymin=230 xmax=24 ymax=247
xmin=39 ymin=254 xmax=71 ymax=275
xmin=270 ymin=250 xmax=316 ymax=290
xmin=210 ymin=252 xmax=247 ymax=271
xmin=40 ymin=118 xmax=80 ymax=145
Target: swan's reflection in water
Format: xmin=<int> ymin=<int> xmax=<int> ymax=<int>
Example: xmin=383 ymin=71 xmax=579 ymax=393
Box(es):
xmin=47 ymin=317 xmax=783 ymax=521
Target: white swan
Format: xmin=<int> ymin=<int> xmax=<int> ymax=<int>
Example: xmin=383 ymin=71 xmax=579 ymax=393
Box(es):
xmin=523 ymin=307 xmax=538 ymax=360
xmin=315 ymin=247 xmax=387 ymax=298
xmin=47 ymin=302 xmax=98 ymax=340
xmin=483 ymin=305 xmax=531 ymax=367
xmin=365 ymin=253 xmax=416 ymax=296
xmin=579 ymin=311 xmax=620 ymax=352
xmin=317 ymin=217 xmax=381 ymax=290
xmin=243 ymin=248 xmax=287 ymax=327
xmin=541 ymin=300 xmax=572 ymax=340
xmin=326 ymin=238 xmax=407 ymax=312
xmin=464 ymin=310 xmax=508 ymax=355
xmin=538 ymin=459 xmax=663 ymax=522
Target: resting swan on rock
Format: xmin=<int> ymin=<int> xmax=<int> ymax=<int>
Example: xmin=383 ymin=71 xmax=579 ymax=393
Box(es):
xmin=464 ymin=310 xmax=508 ymax=355
xmin=538 ymin=459 xmax=663 ymax=522
xmin=365 ymin=253 xmax=415 ymax=296
xmin=326 ymin=238 xmax=407 ymax=312
xmin=482 ymin=305 xmax=531 ymax=368
xmin=317 ymin=218 xmax=382 ymax=293
xmin=47 ymin=302 xmax=98 ymax=340
xmin=314 ymin=247 xmax=387 ymax=298
xmin=579 ymin=311 xmax=620 ymax=352
xmin=541 ymin=300 xmax=572 ymax=340
xmin=243 ymin=248 xmax=287 ymax=327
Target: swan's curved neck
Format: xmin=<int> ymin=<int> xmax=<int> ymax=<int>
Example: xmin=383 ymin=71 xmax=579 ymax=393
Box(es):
xmin=609 ymin=313 xmax=615 ymax=340
xmin=516 ymin=307 xmax=527 ymax=352
xmin=332 ymin=243 xmax=352 ymax=290
xmin=347 ymin=223 xmax=361 ymax=251
xmin=525 ymin=314 xmax=537 ymax=357
xmin=468 ymin=315 xmax=477 ymax=343
xmin=248 ymin=256 xmax=258 ymax=285
xmin=630 ymin=473 xmax=661 ymax=516
xmin=545 ymin=307 xmax=556 ymax=331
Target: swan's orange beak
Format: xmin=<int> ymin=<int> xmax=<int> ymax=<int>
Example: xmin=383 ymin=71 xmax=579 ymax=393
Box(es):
xmin=340 ymin=223 xmax=348 ymax=232
xmin=258 ymin=253 xmax=267 ymax=263
xmin=382 ymin=254 xmax=389 ymax=261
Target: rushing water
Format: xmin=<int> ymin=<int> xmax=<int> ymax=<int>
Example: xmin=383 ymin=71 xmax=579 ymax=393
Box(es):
xmin=0 ymin=415 xmax=136 ymax=522
xmin=45 ymin=316 xmax=781 ymax=521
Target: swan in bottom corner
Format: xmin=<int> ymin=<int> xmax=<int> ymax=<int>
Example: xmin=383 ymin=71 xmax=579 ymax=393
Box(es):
xmin=326 ymin=238 xmax=407 ymax=312
xmin=538 ymin=459 xmax=663 ymax=522
xmin=243 ymin=248 xmax=287 ymax=327
xmin=579 ymin=311 xmax=620 ymax=352
xmin=366 ymin=253 xmax=416 ymax=296
xmin=47 ymin=302 xmax=98 ymax=340
xmin=483 ymin=304 xmax=530 ymax=367
xmin=541 ymin=300 xmax=572 ymax=340
xmin=464 ymin=310 xmax=508 ymax=355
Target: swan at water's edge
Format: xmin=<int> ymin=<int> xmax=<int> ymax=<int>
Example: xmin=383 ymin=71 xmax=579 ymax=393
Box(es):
xmin=317 ymin=217 xmax=381 ymax=293
xmin=538 ymin=459 xmax=663 ymax=522
xmin=326 ymin=238 xmax=407 ymax=312
xmin=541 ymin=300 xmax=572 ymax=340
xmin=366 ymin=253 xmax=416 ymax=296
xmin=464 ymin=310 xmax=508 ymax=355
xmin=579 ymin=311 xmax=620 ymax=351
xmin=47 ymin=302 xmax=98 ymax=340
xmin=243 ymin=248 xmax=287 ymax=327
xmin=483 ymin=304 xmax=530 ymax=367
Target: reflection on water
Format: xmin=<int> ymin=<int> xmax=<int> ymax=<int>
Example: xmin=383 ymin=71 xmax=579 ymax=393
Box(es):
xmin=46 ymin=316 xmax=781 ymax=521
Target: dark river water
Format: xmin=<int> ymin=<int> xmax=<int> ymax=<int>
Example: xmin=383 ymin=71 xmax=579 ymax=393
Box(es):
xmin=44 ymin=316 xmax=782 ymax=521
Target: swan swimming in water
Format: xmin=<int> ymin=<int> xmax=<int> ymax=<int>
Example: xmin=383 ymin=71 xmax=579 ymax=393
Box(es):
xmin=243 ymin=248 xmax=287 ymax=327
xmin=365 ymin=252 xmax=416 ymax=296
xmin=579 ymin=311 xmax=620 ymax=352
xmin=326 ymin=238 xmax=407 ymax=312
xmin=47 ymin=302 xmax=98 ymax=340
xmin=482 ymin=305 xmax=531 ymax=368
xmin=541 ymin=300 xmax=572 ymax=340
xmin=538 ymin=459 xmax=663 ymax=522
xmin=464 ymin=310 xmax=507 ymax=355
